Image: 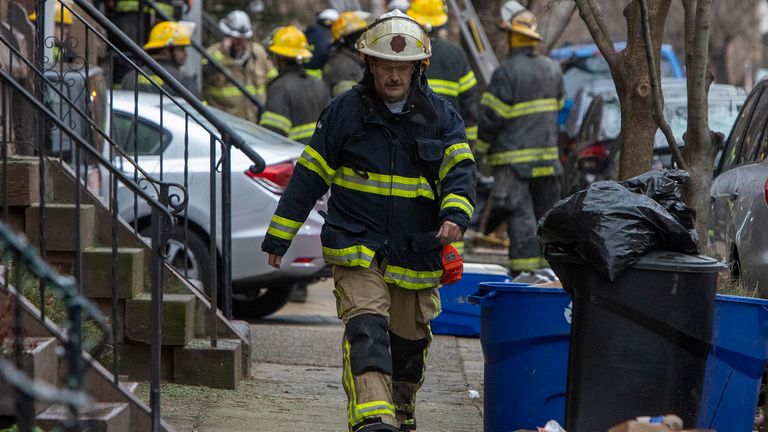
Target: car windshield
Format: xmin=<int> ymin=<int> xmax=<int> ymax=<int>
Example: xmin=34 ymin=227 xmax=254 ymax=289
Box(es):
xmin=656 ymin=99 xmax=744 ymax=148
xmin=563 ymin=55 xmax=676 ymax=99
xmin=164 ymin=102 xmax=303 ymax=151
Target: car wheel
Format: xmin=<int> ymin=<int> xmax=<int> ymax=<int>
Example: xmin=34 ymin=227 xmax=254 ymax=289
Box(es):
xmin=232 ymin=283 xmax=294 ymax=319
xmin=141 ymin=225 xmax=211 ymax=293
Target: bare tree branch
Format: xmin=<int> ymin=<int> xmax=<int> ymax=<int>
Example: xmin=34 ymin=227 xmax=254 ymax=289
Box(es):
xmin=574 ymin=0 xmax=621 ymax=71
xmin=544 ymin=3 xmax=578 ymax=54
xmin=638 ymin=0 xmax=689 ymax=171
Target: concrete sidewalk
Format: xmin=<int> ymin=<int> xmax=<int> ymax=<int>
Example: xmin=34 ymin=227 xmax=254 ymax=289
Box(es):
xmin=150 ymin=280 xmax=485 ymax=432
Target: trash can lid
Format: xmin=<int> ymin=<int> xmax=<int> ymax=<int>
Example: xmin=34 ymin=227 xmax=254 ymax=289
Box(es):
xmin=463 ymin=263 xmax=509 ymax=275
xmin=478 ymin=282 xmax=566 ymax=294
xmin=547 ymin=250 xmax=725 ymax=274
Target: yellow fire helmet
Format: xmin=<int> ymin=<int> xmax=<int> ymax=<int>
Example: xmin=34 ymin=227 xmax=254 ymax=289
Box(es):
xmin=29 ymin=2 xmax=74 ymax=25
xmin=499 ymin=1 xmax=542 ymax=41
xmin=331 ymin=11 xmax=368 ymax=42
xmin=144 ymin=21 xmax=194 ymax=51
xmin=268 ymin=25 xmax=313 ymax=61
xmin=407 ymin=0 xmax=448 ymax=28
xmin=356 ymin=10 xmax=431 ymax=62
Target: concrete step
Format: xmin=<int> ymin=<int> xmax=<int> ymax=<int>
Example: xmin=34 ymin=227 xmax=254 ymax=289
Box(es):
xmin=81 ymin=247 xmax=145 ymax=299
xmin=37 ymin=402 xmax=131 ymax=432
xmin=25 ymin=203 xmax=96 ymax=251
xmin=173 ymin=338 xmax=243 ymax=390
xmin=124 ymin=294 xmax=195 ymax=346
xmin=0 ymin=337 xmax=58 ymax=416
xmin=119 ymin=381 xmax=139 ymax=395
xmin=0 ymin=157 xmax=49 ymax=206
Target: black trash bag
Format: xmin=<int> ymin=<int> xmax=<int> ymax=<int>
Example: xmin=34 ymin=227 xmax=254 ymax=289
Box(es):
xmin=538 ymin=170 xmax=699 ymax=281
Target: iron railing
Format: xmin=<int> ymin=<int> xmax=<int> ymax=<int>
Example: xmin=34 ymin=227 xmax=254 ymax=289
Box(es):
xmin=1 ymin=0 xmax=265 ymax=429
xmin=0 ymin=219 xmax=108 ymax=432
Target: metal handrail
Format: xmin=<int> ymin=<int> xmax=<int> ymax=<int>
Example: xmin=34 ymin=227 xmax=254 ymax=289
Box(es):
xmin=70 ymin=0 xmax=266 ymax=174
xmin=144 ymin=0 xmax=266 ymax=117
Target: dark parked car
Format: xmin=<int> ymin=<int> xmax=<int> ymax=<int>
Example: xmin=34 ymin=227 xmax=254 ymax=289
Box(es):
xmin=710 ymin=79 xmax=768 ymax=295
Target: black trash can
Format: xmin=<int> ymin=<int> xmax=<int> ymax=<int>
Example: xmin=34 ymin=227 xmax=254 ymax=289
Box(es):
xmin=547 ymin=251 xmax=723 ymax=432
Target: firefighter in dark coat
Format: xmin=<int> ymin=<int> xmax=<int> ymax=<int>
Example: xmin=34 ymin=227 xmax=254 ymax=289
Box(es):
xmin=262 ymin=11 xmax=476 ymax=432
xmin=478 ymin=1 xmax=565 ymax=274
xmin=259 ymin=25 xmax=330 ymax=145
xmin=323 ymin=11 xmax=368 ymax=97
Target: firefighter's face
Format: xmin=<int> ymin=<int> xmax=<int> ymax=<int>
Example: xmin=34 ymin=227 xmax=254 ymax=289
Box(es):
xmin=370 ymin=58 xmax=414 ymax=103
xmin=172 ymin=46 xmax=188 ymax=66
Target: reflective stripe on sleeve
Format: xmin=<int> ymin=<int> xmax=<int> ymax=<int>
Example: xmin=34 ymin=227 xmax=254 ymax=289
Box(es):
xmin=441 ymin=193 xmax=473 ymax=219
xmin=332 ymin=80 xmax=357 ymax=96
xmin=510 ymin=257 xmax=542 ymax=272
xmin=267 ymin=68 xmax=279 ymax=81
xmin=428 ymin=79 xmax=459 ymax=97
xmin=486 ymin=146 xmax=558 ymax=166
xmin=297 ymin=146 xmax=336 ymax=185
xmin=465 ymin=125 xmax=478 ymax=141
xmin=266 ymin=214 xmax=303 ymax=241
xmin=288 ymin=122 xmax=317 ymax=141
xmin=206 ymin=84 xmax=264 ymax=98
xmin=306 ymin=68 xmax=323 ymax=80
xmin=439 ymin=142 xmax=474 ymax=180
xmin=481 ymin=93 xmax=561 ymax=119
xmin=137 ymin=74 xmax=164 ymax=87
xmin=333 ymin=167 xmax=435 ymax=200
xmin=384 ymin=265 xmax=443 ymax=290
xmin=259 ymin=111 xmax=293 ymax=135
xmin=458 ymin=70 xmax=477 ymax=93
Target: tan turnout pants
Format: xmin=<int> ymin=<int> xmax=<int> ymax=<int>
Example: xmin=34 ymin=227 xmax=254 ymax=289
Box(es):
xmin=333 ymin=257 xmax=441 ymax=431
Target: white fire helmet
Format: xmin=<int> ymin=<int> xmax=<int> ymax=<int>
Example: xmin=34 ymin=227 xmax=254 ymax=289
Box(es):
xmin=355 ymin=10 xmax=431 ymax=62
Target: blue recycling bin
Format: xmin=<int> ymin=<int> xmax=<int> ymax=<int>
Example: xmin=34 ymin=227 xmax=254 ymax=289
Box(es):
xmin=698 ymin=294 xmax=768 ymax=430
xmin=432 ymin=263 xmax=509 ymax=337
xmin=468 ymin=282 xmax=572 ymax=431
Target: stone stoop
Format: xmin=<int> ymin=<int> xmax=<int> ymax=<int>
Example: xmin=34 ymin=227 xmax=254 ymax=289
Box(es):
xmin=81 ymin=247 xmax=144 ymax=299
xmin=25 ymin=203 xmax=96 ymax=251
xmin=124 ymin=294 xmax=196 ymax=346
xmin=0 ymin=337 xmax=58 ymax=416
xmin=173 ymin=338 xmax=243 ymax=390
xmin=37 ymin=402 xmax=131 ymax=432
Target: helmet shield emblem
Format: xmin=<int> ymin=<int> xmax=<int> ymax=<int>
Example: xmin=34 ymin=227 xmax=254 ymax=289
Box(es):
xmin=390 ymin=35 xmax=407 ymax=53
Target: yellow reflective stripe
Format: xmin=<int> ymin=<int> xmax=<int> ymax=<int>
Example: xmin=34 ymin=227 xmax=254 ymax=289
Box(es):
xmin=266 ymin=214 xmax=303 ymax=241
xmin=260 ymin=111 xmax=293 ymax=134
xmin=384 ymin=265 xmax=443 ymax=290
xmin=487 ymin=146 xmax=558 ymax=166
xmin=267 ymin=67 xmax=279 ymax=81
xmin=481 ymin=93 xmax=561 ymax=119
xmin=288 ymin=122 xmax=317 ymax=141
xmin=474 ymin=138 xmax=490 ymax=154
xmin=297 ymin=146 xmax=336 ymax=185
xmin=428 ymin=79 xmax=459 ymax=97
xmin=355 ymin=400 xmax=396 ymax=419
xmin=333 ymin=167 xmax=435 ymax=200
xmin=465 ymin=125 xmax=478 ymax=141
xmin=115 ymin=1 xmax=173 ymax=14
xmin=558 ymin=98 xmax=565 ymax=109
xmin=532 ymin=166 xmax=556 ymax=177
xmin=431 ymin=290 xmax=442 ymax=319
xmin=343 ymin=339 xmax=357 ymax=426
xmin=458 ymin=71 xmax=477 ymax=93
xmin=306 ymin=68 xmax=323 ymax=80
xmin=439 ymin=142 xmax=474 ymax=180
xmin=137 ymin=74 xmax=164 ymax=87
xmin=510 ymin=257 xmax=542 ymax=272
xmin=441 ymin=193 xmax=473 ymax=219
xmin=206 ymin=84 xmax=264 ymax=98
xmin=323 ymin=245 xmax=375 ymax=267
xmin=332 ymin=80 xmax=357 ymax=96
xmin=212 ymin=50 xmax=227 ymax=62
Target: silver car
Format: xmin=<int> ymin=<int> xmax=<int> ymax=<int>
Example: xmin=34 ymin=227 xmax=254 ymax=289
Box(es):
xmin=710 ymin=79 xmax=768 ymax=295
xmin=103 ymin=91 xmax=326 ymax=317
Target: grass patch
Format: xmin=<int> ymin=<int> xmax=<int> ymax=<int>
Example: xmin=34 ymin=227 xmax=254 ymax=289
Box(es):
xmin=717 ymin=271 xmax=760 ymax=298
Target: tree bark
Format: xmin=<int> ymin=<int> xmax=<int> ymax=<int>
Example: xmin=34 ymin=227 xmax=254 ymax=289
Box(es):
xmin=576 ymin=0 xmax=671 ymax=180
xmin=681 ymin=0 xmax=715 ymax=253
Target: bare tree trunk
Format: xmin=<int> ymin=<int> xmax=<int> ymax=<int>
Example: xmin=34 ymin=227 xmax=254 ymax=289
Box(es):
xmin=575 ymin=0 xmax=671 ymax=180
xmin=681 ymin=0 xmax=715 ymax=253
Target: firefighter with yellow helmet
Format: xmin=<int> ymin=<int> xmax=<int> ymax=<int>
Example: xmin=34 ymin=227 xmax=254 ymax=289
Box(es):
xmin=478 ymin=1 xmax=565 ymax=274
xmin=29 ymin=2 xmax=78 ymax=64
xmin=121 ymin=21 xmax=200 ymax=98
xmin=260 ymin=25 xmax=330 ymax=144
xmin=262 ymin=10 xmax=476 ymax=432
xmin=323 ymin=11 xmax=369 ymax=97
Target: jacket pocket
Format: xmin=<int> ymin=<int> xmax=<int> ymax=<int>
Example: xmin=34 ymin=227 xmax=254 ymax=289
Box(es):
xmin=415 ymin=138 xmax=444 ymax=162
xmin=320 ymin=211 xmax=366 ymax=235
xmin=408 ymin=231 xmax=442 ymax=253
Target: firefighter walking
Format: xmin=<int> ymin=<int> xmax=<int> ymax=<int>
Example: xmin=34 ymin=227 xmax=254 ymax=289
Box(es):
xmin=259 ymin=25 xmax=330 ymax=144
xmin=477 ymin=1 xmax=564 ymax=274
xmin=262 ymin=11 xmax=476 ymax=432
xmin=203 ymin=10 xmax=276 ymax=122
